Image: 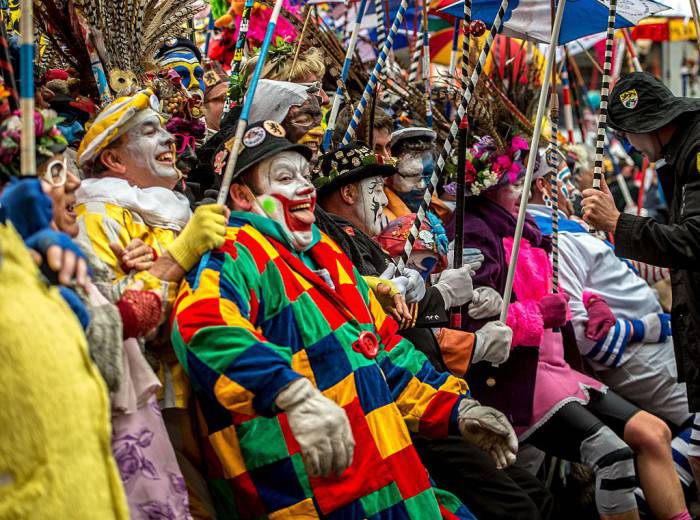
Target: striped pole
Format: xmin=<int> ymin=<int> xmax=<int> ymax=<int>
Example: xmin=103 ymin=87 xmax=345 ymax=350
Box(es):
xmin=499 ymin=0 xmax=567 ymax=323
xmin=460 ymin=0 xmax=472 ymax=92
xmin=396 ymin=0 xmax=505 ymax=271
xmin=591 ymin=0 xmax=617 ymax=193
xmin=0 ymin=13 xmax=17 ymax=111
xmin=322 ymin=0 xmax=369 ymax=151
xmin=408 ymin=32 xmax=423 ymax=84
xmin=374 ymin=0 xmax=386 ymax=49
xmin=217 ymin=0 xmax=286 ymax=204
xmin=19 ymin=0 xmax=34 ymax=177
xmin=341 ymin=0 xmax=409 ymax=146
xmin=561 ymin=63 xmax=575 ymax=143
xmin=547 ymin=95 xmax=561 ymax=292
xmin=222 ymin=0 xmax=255 ymax=115
xmin=451 ymin=116 xmax=469 ymax=329
xmin=421 ymin=0 xmax=433 ymax=128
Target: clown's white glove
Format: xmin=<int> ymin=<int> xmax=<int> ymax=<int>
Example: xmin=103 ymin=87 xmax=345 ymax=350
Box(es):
xmin=403 ymin=268 xmax=427 ymax=303
xmin=473 ymin=321 xmax=512 ymax=365
xmin=468 ymin=287 xmax=503 ymax=320
xmin=448 ymin=244 xmax=484 ymax=272
xmin=434 ymin=265 xmax=474 ymax=309
xmin=275 ymin=378 xmax=355 ymax=478
xmin=457 ymin=398 xmax=518 ymax=470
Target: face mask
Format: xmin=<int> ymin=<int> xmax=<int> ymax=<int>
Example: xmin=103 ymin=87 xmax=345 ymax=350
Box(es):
xmin=353 ymin=175 xmax=389 ymax=236
xmin=394 ymin=150 xmax=434 ymax=211
xmin=283 ymin=97 xmax=323 ymax=161
xmin=123 ymin=112 xmax=180 ymax=182
xmin=158 ymin=50 xmax=205 ymax=97
xmin=249 ymin=151 xmax=316 ymax=251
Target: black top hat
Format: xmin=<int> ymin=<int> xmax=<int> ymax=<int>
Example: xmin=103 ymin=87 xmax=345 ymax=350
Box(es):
xmin=315 ymin=142 xmax=396 ymax=196
xmin=608 ymin=72 xmax=700 ymax=134
xmin=212 ymin=120 xmax=312 ymax=184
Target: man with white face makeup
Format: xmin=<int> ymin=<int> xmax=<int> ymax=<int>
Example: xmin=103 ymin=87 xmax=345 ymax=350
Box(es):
xmin=171 ymin=121 xmax=516 ymax=519
xmin=75 ymin=89 xmax=228 ymax=519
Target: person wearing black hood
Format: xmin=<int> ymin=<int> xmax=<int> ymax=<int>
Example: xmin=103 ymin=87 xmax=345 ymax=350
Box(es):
xmin=582 ymin=72 xmax=700 ymax=427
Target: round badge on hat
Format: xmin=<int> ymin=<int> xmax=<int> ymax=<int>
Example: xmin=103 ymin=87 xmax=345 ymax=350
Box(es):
xmin=243 ymin=126 xmax=266 ymax=148
xmin=263 ymin=120 xmax=285 ymax=138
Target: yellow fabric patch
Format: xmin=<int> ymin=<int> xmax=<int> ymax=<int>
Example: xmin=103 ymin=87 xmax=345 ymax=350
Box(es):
xmin=209 ymin=426 xmax=248 ymax=478
xmin=214 ymin=375 xmax=256 ymax=417
xmin=336 ymin=259 xmax=353 ymax=286
xmin=323 ymin=373 xmax=357 ymax=408
xmin=291 ymin=349 xmax=317 ymax=387
xmin=365 ymin=404 xmax=412 ymax=458
xmin=269 ymin=498 xmax=319 ymax=519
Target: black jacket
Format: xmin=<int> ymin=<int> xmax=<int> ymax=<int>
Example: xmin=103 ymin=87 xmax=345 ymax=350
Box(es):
xmin=614 ymin=114 xmax=700 ymax=410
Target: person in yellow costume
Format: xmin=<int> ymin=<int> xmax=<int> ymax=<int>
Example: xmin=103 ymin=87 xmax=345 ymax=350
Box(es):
xmin=75 ymin=89 xmax=228 ymax=519
xmin=0 ymin=221 xmax=128 ymax=519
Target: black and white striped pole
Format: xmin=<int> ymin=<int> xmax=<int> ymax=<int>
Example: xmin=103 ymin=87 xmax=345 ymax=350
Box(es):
xmin=396 ymin=0 xmax=505 ymax=271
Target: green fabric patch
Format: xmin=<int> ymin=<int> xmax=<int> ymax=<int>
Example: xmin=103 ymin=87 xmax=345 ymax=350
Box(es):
xmin=359 ymin=482 xmax=403 ymax=517
xmin=238 ymin=416 xmax=290 ymax=470
xmin=404 ymin=489 xmax=442 ymax=518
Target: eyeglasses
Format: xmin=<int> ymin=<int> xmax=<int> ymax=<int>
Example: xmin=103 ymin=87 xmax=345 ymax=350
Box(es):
xmin=174 ymin=134 xmax=197 ymax=155
xmin=42 ymin=157 xmax=68 ymax=187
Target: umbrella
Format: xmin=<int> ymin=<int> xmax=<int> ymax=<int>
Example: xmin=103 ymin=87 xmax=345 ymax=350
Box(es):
xmin=437 ymin=0 xmax=670 ymax=44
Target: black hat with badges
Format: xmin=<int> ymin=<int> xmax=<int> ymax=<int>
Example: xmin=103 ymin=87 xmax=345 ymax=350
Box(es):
xmin=315 ymin=142 xmax=396 ymax=196
xmin=211 ymin=120 xmax=312 ymax=185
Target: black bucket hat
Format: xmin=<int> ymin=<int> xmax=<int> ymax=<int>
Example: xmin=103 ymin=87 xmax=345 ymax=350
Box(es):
xmin=211 ymin=120 xmax=312 ymax=186
xmin=315 ymin=142 xmax=396 ymax=196
xmin=608 ymin=72 xmax=700 ymax=134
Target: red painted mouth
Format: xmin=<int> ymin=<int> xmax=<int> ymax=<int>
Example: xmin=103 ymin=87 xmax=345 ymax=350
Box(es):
xmin=273 ymin=193 xmax=316 ymax=232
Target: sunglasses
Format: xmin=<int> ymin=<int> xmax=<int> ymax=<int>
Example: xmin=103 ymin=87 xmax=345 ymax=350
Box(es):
xmin=174 ymin=133 xmax=197 ymax=155
xmin=42 ymin=157 xmax=68 ymax=187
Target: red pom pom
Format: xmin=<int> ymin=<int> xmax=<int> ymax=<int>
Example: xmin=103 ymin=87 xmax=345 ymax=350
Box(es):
xmin=469 ymin=20 xmax=486 ymax=37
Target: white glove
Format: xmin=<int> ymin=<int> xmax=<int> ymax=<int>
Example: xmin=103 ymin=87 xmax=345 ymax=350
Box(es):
xmin=473 ymin=321 xmax=512 ymax=365
xmin=379 ymin=264 xmax=410 ymax=297
xmin=457 ymin=398 xmax=518 ymax=469
xmin=434 ymin=265 xmax=474 ymax=309
xmin=448 ymin=244 xmax=484 ymax=272
xmin=468 ymin=286 xmax=503 ymax=320
xmin=403 ymin=267 xmax=427 ymax=304
xmin=275 ymin=378 xmax=355 ymax=478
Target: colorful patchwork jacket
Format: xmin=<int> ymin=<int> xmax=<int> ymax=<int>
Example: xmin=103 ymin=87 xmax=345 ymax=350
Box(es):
xmin=171 ymin=212 xmax=475 ymax=519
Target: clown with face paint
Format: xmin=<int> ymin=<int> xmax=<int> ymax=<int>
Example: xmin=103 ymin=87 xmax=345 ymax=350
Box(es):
xmin=385 ymin=127 xmax=452 ymax=223
xmin=171 ymin=121 xmax=517 ymax=519
xmin=155 ymin=38 xmax=206 ymax=99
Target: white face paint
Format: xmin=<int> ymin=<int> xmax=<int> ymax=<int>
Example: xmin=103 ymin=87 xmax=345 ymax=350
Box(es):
xmin=249 ymin=151 xmax=316 ymax=251
xmin=122 ymin=111 xmax=180 ymax=184
xmin=354 ymin=175 xmax=389 ymax=236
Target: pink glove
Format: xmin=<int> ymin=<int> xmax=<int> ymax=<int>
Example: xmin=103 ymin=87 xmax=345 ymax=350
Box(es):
xmin=582 ymin=291 xmax=616 ymax=341
xmin=537 ymin=293 xmax=569 ymax=329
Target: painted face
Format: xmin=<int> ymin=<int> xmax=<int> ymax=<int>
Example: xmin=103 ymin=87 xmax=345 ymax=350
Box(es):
xmin=490 ymin=178 xmax=524 ymax=216
xmin=353 ymin=175 xmax=389 ymax=236
xmin=118 ymin=111 xmax=180 ymax=188
xmin=393 ymin=149 xmax=434 ymax=211
xmin=249 ymin=151 xmax=316 ymax=251
xmin=158 ymin=49 xmax=205 ymax=97
xmin=282 ymin=96 xmax=323 ymax=163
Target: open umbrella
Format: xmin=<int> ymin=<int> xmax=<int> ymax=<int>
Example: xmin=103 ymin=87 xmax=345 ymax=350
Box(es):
xmin=438 ymin=0 xmax=670 ymax=44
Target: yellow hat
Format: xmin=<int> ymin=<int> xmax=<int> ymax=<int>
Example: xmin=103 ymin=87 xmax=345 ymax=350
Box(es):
xmin=77 ymin=89 xmax=161 ymax=167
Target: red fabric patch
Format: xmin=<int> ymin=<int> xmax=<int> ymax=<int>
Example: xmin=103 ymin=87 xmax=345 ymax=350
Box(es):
xmin=377 ymin=317 xmax=401 ymax=352
xmin=305 ymin=287 xmax=348 ymax=331
xmin=419 ymin=391 xmax=458 ymax=438
xmin=309 ymin=398 xmax=393 ymax=514
xmin=231 ymin=471 xmax=267 ymax=519
xmin=383 ymin=445 xmax=431 ymax=500
xmin=219 ymin=238 xmax=239 ymax=259
xmin=237 ymin=231 xmax=273 ymax=272
xmin=272 ymin=257 xmax=307 ymax=301
xmin=248 ymin=288 xmax=260 ymax=324
xmin=439 ymin=503 xmax=461 ymax=520
xmin=176 ymin=297 xmax=226 ymax=343
xmin=278 ymin=413 xmax=301 ymax=455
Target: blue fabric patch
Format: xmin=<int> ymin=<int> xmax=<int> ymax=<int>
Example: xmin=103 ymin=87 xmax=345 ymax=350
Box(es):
xmin=354 ymin=364 xmax=394 ymax=414
xmin=261 ymin=304 xmax=305 ymax=354
xmin=249 ymin=457 xmax=307 ymax=512
xmin=306 ymin=333 xmax=354 ymax=391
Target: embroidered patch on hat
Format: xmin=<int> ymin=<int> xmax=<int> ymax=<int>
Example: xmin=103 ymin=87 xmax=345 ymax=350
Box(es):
xmin=620 ymin=89 xmax=639 ymax=109
xmin=343 ymin=226 xmax=356 ymax=236
xmin=263 ymin=120 xmax=285 ymax=138
xmin=213 ymin=149 xmax=228 ymax=175
xmin=243 ymin=126 xmax=265 ymax=147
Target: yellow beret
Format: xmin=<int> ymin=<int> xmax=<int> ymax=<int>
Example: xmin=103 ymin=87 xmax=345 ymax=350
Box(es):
xmin=77 ymin=89 xmax=160 ymax=167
